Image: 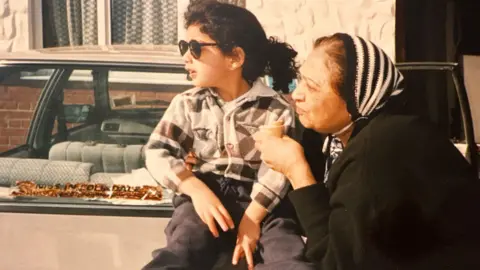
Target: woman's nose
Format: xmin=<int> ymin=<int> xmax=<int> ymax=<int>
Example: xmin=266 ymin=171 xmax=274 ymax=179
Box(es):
xmin=291 ymin=86 xmax=304 ymax=101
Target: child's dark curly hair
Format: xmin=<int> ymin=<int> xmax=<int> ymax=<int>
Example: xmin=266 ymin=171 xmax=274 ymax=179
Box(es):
xmin=184 ymin=0 xmax=298 ymax=93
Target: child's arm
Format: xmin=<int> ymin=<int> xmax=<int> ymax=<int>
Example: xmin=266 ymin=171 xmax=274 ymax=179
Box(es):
xmin=145 ymin=94 xmax=195 ymax=192
xmin=232 ymin=107 xmax=296 ymax=267
xmin=250 ymin=107 xmax=296 ymax=213
xmin=145 ymin=94 xmax=235 ymax=236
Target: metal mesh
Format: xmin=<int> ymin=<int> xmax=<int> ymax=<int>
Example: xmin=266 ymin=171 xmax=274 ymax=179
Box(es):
xmin=51 ymin=0 xmax=69 ymax=46
xmin=46 ymin=0 xmax=245 ymax=47
xmin=111 ymin=0 xmax=178 ymax=45
xmin=82 ymin=0 xmax=98 ymax=45
xmin=49 ymin=0 xmax=98 ymax=46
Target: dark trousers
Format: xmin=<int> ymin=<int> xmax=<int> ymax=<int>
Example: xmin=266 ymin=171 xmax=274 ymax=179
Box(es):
xmin=142 ymin=172 xmax=314 ymax=270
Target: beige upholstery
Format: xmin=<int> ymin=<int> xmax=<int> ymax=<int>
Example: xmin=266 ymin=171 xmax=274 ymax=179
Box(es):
xmin=49 ymin=142 xmax=145 ymax=174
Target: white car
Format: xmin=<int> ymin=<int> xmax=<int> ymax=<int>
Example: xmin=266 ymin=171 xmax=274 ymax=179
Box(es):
xmin=0 ymin=46 xmax=476 ymax=270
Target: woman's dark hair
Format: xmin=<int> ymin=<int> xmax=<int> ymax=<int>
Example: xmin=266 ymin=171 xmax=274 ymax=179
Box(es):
xmin=313 ymin=35 xmax=409 ymax=115
xmin=312 ymin=35 xmax=346 ymax=94
xmin=184 ymin=0 xmax=298 ymax=93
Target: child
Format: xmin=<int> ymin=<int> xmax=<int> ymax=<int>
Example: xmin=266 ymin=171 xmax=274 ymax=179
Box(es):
xmin=142 ymin=1 xmax=313 ymax=269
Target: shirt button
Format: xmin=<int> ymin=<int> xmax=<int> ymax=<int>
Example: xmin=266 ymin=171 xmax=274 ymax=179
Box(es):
xmin=232 ymin=164 xmax=241 ymax=171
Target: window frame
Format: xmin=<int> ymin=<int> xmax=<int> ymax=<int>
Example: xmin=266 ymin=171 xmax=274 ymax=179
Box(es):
xmin=396 ymin=62 xmax=477 ymax=169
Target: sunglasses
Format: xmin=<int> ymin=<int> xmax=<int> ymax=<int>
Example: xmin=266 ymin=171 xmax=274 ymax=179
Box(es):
xmin=178 ymin=40 xmax=218 ymax=59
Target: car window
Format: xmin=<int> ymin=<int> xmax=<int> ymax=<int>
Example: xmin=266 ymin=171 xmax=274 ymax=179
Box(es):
xmin=51 ymin=70 xmax=96 ymax=138
xmin=0 ymin=64 xmax=191 ymax=212
xmin=0 ymin=68 xmax=54 ymax=152
xmin=398 ymin=66 xmax=476 ymax=163
xmin=399 ymin=68 xmax=461 ymax=141
xmin=108 ymin=70 xmax=189 ymax=110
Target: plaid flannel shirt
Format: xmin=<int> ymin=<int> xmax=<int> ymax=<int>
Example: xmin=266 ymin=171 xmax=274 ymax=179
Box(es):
xmin=145 ymin=79 xmax=295 ymax=212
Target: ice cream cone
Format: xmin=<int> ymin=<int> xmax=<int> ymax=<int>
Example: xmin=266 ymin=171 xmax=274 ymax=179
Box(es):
xmin=259 ymin=119 xmax=284 ymax=138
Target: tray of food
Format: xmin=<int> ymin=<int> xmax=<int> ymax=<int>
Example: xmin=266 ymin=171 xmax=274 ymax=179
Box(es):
xmin=5 ymin=181 xmax=172 ymax=205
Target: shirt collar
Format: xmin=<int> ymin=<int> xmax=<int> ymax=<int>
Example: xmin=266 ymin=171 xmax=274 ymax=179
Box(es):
xmin=246 ymin=79 xmax=278 ymax=98
xmin=206 ymin=78 xmax=278 ymax=104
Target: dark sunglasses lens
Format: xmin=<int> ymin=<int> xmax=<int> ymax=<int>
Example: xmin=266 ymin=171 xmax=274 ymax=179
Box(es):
xmin=189 ymin=40 xmax=202 ymax=59
xmin=178 ymin=40 xmax=188 ymax=56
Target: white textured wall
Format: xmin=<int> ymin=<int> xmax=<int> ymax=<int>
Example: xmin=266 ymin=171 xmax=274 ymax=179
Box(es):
xmin=0 ymin=0 xmax=396 ymax=57
xmin=248 ymin=0 xmax=396 ymax=63
xmin=0 ymin=0 xmax=29 ymax=52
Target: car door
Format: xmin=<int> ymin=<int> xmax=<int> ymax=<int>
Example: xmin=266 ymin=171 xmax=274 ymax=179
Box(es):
xmin=396 ymin=62 xmax=477 ymax=171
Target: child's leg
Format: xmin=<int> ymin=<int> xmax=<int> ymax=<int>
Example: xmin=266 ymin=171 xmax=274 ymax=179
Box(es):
xmin=254 ymin=199 xmax=316 ymax=270
xmin=142 ymin=195 xmax=218 ymax=270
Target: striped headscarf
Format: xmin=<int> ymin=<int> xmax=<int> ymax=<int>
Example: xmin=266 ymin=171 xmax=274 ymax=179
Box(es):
xmin=323 ymin=33 xmax=405 ymax=183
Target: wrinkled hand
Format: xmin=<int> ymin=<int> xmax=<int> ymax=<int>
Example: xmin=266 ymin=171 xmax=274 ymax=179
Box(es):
xmin=232 ymin=214 xmax=261 ymax=270
xmin=253 ymin=132 xmax=306 ymax=178
xmin=190 ymin=183 xmax=235 ymax=238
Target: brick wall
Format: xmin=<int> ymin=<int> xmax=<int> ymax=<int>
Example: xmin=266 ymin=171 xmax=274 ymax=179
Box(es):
xmin=0 ymin=84 xmax=289 ymax=153
xmin=0 ymin=85 xmax=39 ymax=152
xmin=0 ymin=86 xmax=178 ymax=152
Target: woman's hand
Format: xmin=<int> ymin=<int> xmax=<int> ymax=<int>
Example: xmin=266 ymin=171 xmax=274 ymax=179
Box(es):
xmin=253 ymin=133 xmax=305 ymax=178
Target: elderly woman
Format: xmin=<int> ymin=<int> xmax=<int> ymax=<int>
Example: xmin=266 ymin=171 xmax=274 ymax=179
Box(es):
xmin=253 ymin=33 xmax=480 ymax=269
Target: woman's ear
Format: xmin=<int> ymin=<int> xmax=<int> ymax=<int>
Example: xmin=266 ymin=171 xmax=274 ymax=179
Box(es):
xmin=228 ymin=47 xmax=246 ymax=70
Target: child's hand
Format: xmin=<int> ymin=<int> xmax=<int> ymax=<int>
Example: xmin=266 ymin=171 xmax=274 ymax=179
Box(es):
xmin=184 ymin=151 xmax=197 ymax=171
xmin=190 ymin=185 xmax=235 ymax=238
xmin=232 ymin=213 xmax=261 ymax=270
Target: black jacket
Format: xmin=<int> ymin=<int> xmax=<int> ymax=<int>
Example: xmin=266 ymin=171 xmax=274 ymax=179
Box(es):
xmin=289 ymin=113 xmax=480 ymax=269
